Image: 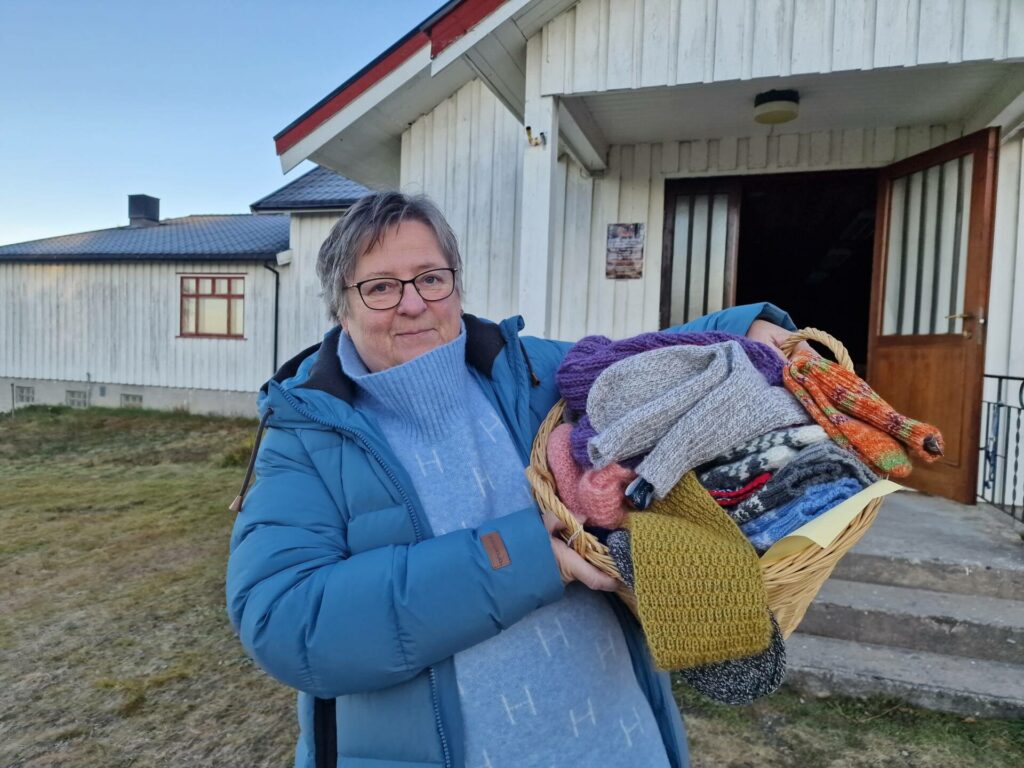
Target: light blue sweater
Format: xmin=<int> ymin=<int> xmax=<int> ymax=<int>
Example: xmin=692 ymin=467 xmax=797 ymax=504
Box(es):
xmin=339 ymin=326 xmax=670 ymax=768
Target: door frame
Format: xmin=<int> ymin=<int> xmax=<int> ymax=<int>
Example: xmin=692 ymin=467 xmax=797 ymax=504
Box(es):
xmin=867 ymin=127 xmax=1000 ymax=502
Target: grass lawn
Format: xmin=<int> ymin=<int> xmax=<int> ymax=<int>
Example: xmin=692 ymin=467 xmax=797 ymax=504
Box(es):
xmin=1 ymin=406 xmax=1021 ymax=767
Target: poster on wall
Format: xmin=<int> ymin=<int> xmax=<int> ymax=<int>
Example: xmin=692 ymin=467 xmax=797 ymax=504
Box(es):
xmin=605 ymin=223 xmax=645 ymax=279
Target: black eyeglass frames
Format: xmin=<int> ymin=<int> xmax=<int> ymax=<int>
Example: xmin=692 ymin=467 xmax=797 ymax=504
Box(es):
xmin=344 ymin=267 xmax=458 ymax=310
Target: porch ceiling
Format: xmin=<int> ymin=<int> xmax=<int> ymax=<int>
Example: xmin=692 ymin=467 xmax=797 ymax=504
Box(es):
xmin=577 ymin=61 xmax=1024 ymax=146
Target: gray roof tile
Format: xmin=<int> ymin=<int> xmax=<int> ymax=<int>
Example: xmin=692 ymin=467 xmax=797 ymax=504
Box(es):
xmin=0 ymin=214 xmax=289 ymax=263
xmin=250 ymin=166 xmax=370 ymax=212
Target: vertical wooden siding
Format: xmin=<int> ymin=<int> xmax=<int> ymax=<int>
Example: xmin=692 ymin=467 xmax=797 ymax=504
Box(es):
xmin=400 ymin=79 xmax=525 ymax=320
xmin=540 ymin=0 xmax=1024 ymax=95
xmin=0 ymin=261 xmax=274 ymax=391
xmin=280 ymin=214 xmax=341 ymax=360
xmin=988 ymin=132 xmax=1024 ymax=378
xmin=548 ymin=123 xmax=966 ymax=341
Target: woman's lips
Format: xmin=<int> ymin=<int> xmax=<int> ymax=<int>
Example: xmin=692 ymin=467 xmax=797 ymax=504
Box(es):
xmin=395 ymin=329 xmax=435 ymax=338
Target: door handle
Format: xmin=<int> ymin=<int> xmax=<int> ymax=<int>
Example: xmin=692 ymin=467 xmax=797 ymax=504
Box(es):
xmin=945 ymin=312 xmax=986 ymax=339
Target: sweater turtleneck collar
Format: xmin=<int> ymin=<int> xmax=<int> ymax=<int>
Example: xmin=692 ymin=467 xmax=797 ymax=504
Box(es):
xmin=337 ymin=322 xmax=470 ymax=440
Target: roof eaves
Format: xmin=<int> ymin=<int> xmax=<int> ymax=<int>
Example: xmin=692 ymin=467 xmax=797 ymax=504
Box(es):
xmin=0 ymin=252 xmax=281 ymax=264
xmin=274 ymin=0 xmax=514 ymax=157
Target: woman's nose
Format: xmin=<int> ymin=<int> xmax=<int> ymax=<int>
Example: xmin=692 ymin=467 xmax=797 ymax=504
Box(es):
xmin=395 ymin=281 xmax=427 ymax=313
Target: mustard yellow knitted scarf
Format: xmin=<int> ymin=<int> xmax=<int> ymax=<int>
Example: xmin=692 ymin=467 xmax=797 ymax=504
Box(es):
xmin=626 ymin=472 xmax=772 ymax=670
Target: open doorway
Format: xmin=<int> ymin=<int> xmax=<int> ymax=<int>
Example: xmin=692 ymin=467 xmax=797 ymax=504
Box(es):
xmin=734 ymin=170 xmax=877 ymax=374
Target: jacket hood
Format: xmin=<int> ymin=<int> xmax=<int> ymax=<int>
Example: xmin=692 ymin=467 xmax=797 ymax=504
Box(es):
xmin=258 ymin=314 xmax=524 ymax=431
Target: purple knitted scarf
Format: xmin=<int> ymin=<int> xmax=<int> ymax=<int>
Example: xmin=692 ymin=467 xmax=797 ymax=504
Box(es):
xmin=557 ymin=332 xmax=784 ymax=467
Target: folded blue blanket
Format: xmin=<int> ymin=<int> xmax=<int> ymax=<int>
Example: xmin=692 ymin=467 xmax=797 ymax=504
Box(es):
xmin=741 ymin=478 xmax=862 ymax=552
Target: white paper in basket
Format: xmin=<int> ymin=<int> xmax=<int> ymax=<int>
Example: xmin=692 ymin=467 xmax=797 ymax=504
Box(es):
xmin=758 ymin=479 xmax=904 ymax=563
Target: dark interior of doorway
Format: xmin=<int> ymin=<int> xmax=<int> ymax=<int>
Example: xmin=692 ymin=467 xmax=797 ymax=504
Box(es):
xmin=734 ymin=169 xmax=877 ymax=375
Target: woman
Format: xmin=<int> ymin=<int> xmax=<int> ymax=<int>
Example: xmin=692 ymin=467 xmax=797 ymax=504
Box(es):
xmin=226 ymin=191 xmax=799 ymax=768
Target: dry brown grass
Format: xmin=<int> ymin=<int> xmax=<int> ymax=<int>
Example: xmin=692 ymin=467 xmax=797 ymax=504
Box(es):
xmin=1 ymin=406 xmax=1020 ymax=767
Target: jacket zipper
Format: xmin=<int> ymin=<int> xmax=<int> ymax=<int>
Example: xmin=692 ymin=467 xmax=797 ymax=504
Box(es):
xmin=276 ymin=386 xmax=452 ymax=768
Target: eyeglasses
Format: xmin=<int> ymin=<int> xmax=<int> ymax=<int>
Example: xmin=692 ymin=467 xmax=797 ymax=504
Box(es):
xmin=344 ymin=267 xmax=458 ymax=310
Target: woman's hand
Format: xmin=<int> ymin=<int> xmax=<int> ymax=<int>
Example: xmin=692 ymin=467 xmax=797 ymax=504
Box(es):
xmin=541 ymin=511 xmax=620 ymax=592
xmin=746 ymin=319 xmax=814 ymax=360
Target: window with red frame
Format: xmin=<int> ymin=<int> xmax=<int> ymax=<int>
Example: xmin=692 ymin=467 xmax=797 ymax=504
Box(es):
xmin=180 ymin=275 xmax=244 ymax=338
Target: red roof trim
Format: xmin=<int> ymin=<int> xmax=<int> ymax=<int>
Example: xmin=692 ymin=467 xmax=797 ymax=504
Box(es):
xmin=430 ymin=0 xmax=507 ymax=57
xmin=275 ymin=0 xmax=511 ymax=158
xmin=274 ymin=31 xmax=429 ymax=156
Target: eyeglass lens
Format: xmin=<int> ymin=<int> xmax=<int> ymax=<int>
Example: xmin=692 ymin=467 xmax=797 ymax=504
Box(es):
xmin=359 ymin=269 xmax=455 ymax=309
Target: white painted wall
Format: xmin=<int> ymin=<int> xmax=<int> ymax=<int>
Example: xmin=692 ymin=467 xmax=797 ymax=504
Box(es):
xmin=987 ymin=131 xmax=1024 ymax=378
xmin=400 ymin=79 xmax=525 ymax=322
xmin=540 ymin=0 xmax=1024 ymax=95
xmin=279 ymin=213 xmax=341 ymax=360
xmin=0 ymin=261 xmax=276 ymax=392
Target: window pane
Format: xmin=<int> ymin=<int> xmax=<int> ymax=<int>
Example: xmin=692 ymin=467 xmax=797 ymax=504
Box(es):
xmin=230 ymin=278 xmax=243 ymax=294
xmin=182 ymin=277 xmax=196 ymax=294
xmin=181 ymin=297 xmax=196 ymax=334
xmin=199 ymin=278 xmax=213 ymax=294
xmin=230 ymin=298 xmax=244 ymax=336
xmin=198 ymin=297 xmax=229 ymax=334
xmin=215 ymin=278 xmax=229 ymax=294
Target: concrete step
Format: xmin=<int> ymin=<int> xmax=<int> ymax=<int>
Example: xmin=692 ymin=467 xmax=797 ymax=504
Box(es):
xmin=800 ymin=579 xmax=1024 ymax=664
xmin=830 ymin=491 xmax=1024 ymax=600
xmin=786 ymin=633 xmax=1024 ymax=720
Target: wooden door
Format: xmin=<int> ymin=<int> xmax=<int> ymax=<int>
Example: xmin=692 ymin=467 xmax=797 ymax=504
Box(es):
xmin=868 ymin=128 xmax=999 ymax=503
xmin=660 ymin=179 xmax=741 ymax=327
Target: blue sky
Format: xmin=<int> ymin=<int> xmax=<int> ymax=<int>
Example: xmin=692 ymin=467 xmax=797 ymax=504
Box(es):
xmin=0 ymin=1 xmax=442 ymax=245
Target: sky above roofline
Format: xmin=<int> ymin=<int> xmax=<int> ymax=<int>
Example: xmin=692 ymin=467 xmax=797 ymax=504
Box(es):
xmin=0 ymin=1 xmax=442 ymax=246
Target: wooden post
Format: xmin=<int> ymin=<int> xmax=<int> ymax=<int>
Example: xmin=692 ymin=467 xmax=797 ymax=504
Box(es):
xmin=518 ymin=34 xmax=559 ymax=338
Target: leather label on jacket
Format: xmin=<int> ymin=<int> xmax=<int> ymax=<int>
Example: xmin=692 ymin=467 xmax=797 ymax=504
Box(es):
xmin=481 ymin=532 xmax=510 ymax=569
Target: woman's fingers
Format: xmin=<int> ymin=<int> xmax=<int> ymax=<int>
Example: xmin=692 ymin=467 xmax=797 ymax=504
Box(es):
xmin=549 ymin=537 xmax=620 ymax=592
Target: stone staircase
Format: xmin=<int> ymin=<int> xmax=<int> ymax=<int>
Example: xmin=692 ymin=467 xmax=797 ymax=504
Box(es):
xmin=784 ymin=490 xmax=1024 ymax=719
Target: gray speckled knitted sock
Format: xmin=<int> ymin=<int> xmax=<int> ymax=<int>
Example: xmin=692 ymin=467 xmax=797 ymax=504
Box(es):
xmin=729 ymin=440 xmax=878 ymax=525
xmin=680 ymin=612 xmax=787 ymax=705
xmin=606 ymin=529 xmax=634 ymax=590
xmin=587 ymin=342 xmax=809 ymax=498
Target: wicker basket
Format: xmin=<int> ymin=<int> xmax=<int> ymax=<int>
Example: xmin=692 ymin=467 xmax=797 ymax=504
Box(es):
xmin=525 ymin=328 xmax=884 ymax=638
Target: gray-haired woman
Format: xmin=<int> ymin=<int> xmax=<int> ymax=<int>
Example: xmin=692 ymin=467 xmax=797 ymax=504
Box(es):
xmin=227 ymin=191 xmax=799 ymax=768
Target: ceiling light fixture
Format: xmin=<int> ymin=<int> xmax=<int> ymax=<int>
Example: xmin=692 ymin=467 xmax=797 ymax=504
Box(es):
xmin=754 ymin=89 xmax=800 ymax=124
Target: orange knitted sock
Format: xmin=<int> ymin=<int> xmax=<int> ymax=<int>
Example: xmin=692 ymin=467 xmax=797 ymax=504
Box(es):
xmin=791 ymin=351 xmax=944 ymax=461
xmin=784 ymin=356 xmax=913 ymax=477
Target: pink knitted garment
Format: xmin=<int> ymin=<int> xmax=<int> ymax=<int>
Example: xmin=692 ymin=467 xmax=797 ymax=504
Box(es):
xmin=546 ymin=424 xmax=585 ymax=522
xmin=577 ymin=463 xmax=636 ymax=528
xmin=547 ymin=423 xmax=635 ymax=526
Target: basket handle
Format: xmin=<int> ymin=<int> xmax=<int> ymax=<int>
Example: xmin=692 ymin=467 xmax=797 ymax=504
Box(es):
xmin=779 ymin=328 xmax=855 ymax=373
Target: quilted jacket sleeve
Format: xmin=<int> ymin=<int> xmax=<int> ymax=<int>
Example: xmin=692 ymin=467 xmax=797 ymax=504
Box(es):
xmin=226 ymin=427 xmax=565 ymax=700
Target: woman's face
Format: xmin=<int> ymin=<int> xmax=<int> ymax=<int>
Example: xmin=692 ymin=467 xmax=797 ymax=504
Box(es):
xmin=341 ymin=219 xmax=462 ymax=372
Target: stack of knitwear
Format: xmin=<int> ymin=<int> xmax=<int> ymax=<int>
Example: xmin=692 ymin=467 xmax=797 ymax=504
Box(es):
xmin=722 ymin=440 xmax=878 ymax=526
xmin=556 ymin=331 xmax=786 ymax=467
xmin=783 ymin=349 xmax=944 ymax=478
xmin=621 ymin=472 xmax=774 ymax=670
xmin=740 ymin=477 xmax=863 ymax=552
xmin=584 ymin=341 xmax=810 ymax=499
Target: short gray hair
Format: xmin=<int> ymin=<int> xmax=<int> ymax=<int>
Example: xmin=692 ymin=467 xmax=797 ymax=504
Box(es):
xmin=316 ymin=191 xmax=464 ymax=319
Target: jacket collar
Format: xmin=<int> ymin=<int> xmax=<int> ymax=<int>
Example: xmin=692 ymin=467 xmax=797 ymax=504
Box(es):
xmin=268 ymin=313 xmax=507 ymax=406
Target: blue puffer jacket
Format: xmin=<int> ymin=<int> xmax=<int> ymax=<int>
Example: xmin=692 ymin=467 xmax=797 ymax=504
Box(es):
xmin=226 ymin=303 xmax=795 ymax=768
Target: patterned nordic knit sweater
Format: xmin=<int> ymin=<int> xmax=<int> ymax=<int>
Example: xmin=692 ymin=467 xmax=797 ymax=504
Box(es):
xmin=338 ymin=326 xmax=671 ymax=768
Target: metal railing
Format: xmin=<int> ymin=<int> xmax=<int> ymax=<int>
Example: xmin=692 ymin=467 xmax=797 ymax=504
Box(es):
xmin=979 ymin=374 xmax=1024 ymax=522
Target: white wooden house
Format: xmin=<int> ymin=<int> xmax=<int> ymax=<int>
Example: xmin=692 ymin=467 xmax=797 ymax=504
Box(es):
xmin=0 ymin=177 xmax=367 ymax=416
xmin=272 ymin=0 xmax=1024 ymax=506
